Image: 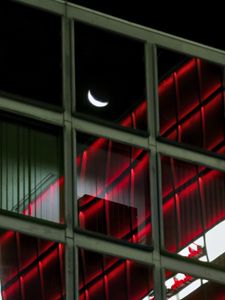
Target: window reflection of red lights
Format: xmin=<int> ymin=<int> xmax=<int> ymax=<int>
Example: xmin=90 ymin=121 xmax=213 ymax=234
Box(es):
xmin=1 ymin=57 xmax=224 ymax=300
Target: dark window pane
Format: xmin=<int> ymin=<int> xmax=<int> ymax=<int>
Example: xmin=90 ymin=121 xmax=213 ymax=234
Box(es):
xmin=75 ymin=22 xmax=147 ymax=132
xmin=79 ymin=248 xmax=154 ymax=300
xmin=76 ymin=132 xmax=151 ymax=245
xmin=0 ymin=116 xmax=64 ymax=223
xmin=165 ymin=269 xmax=225 ymax=300
xmin=161 ymin=155 xmax=225 ymax=266
xmin=0 ymin=229 xmax=65 ymax=299
xmin=0 ymin=2 xmax=62 ymax=106
xmin=158 ymin=48 xmax=224 ymax=156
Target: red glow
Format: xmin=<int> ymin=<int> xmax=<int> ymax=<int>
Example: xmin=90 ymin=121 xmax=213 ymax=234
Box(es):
xmin=131 ymin=112 xmax=137 ymax=129
xmin=159 ymin=74 xmax=174 ymax=94
xmin=177 ymin=58 xmax=196 ymax=77
xmin=0 ymin=231 xmax=14 ymax=244
xmin=2 ymin=56 xmax=219 ymax=300
xmin=41 ymin=247 xmax=58 ymax=268
xmin=88 ymin=137 xmax=107 ymax=153
xmin=121 ymin=115 xmax=132 ymax=127
xmin=171 ymin=274 xmax=193 ymax=291
xmin=80 ymin=150 xmax=88 ymax=181
xmin=134 ymin=100 xmax=147 ymax=120
xmin=2 ymin=279 xmax=20 ymax=299
xmin=23 ymin=176 xmax=64 ymax=221
xmin=75 ymin=57 xmax=224 ymax=299
xmin=188 ymin=244 xmax=203 ymax=258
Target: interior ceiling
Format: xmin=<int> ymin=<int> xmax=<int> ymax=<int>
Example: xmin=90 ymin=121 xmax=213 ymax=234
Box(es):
xmin=68 ymin=0 xmax=225 ymax=51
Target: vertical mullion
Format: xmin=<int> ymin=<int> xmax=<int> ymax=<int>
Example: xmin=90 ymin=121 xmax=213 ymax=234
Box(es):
xmin=74 ymin=246 xmax=80 ymax=300
xmin=73 ymin=19 xmax=81 ymax=300
xmin=222 ymin=67 xmax=225 ymax=141
xmin=0 ymin=122 xmax=2 ymax=209
xmin=73 ymin=129 xmax=80 ymax=300
xmin=62 ymin=9 xmax=75 ymax=299
xmin=145 ymin=43 xmax=164 ymax=299
xmin=71 ymin=13 xmax=76 ymax=114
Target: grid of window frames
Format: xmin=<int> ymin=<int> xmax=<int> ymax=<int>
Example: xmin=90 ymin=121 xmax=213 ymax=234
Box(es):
xmin=0 ymin=1 xmax=225 ymax=299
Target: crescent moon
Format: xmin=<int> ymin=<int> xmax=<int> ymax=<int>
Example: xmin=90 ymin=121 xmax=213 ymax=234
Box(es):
xmin=87 ymin=90 xmax=109 ymax=107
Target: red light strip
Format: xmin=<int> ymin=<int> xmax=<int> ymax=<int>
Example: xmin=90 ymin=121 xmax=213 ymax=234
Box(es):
xmin=1 ymin=58 xmax=222 ymax=300
xmin=77 ymin=58 xmax=224 ymax=298
xmin=0 ymin=234 xmax=63 ymax=297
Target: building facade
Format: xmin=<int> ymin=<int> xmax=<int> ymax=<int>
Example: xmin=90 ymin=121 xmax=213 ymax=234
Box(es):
xmin=0 ymin=1 xmax=225 ymax=299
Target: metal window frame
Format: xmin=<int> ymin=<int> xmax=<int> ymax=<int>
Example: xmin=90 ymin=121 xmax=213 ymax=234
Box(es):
xmin=0 ymin=0 xmax=224 ymax=299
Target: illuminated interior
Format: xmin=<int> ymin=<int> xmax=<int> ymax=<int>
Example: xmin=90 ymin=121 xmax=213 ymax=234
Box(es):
xmin=79 ymin=249 xmax=154 ymax=300
xmin=0 ymin=55 xmax=224 ymax=299
xmin=0 ymin=230 xmax=65 ymax=299
xmin=76 ymin=56 xmax=225 ymax=299
xmin=0 ymin=120 xmax=64 ymax=223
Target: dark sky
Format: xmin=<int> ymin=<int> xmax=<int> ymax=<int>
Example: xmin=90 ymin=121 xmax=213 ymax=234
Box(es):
xmin=69 ymin=1 xmax=225 ymax=52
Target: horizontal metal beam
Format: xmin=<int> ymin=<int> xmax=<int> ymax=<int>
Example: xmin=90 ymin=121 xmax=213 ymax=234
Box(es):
xmin=0 ymin=213 xmax=66 ymax=243
xmin=67 ymin=3 xmax=225 ymax=66
xmin=162 ymin=255 xmax=225 ymax=285
xmin=15 ymin=0 xmax=225 ymax=66
xmin=73 ymin=117 xmax=149 ymax=149
xmin=75 ymin=232 xmax=153 ymax=265
xmin=157 ymin=141 xmax=225 ymax=172
xmin=0 ymin=96 xmax=64 ymax=126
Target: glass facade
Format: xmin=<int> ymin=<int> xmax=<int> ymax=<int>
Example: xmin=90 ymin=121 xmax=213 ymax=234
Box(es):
xmin=79 ymin=249 xmax=154 ymax=300
xmin=0 ymin=229 xmax=65 ymax=299
xmin=162 ymin=156 xmax=225 ymax=266
xmin=76 ymin=132 xmax=151 ymax=245
xmin=0 ymin=117 xmax=64 ymax=223
xmin=158 ymin=48 xmax=224 ymax=155
xmin=0 ymin=1 xmax=225 ymax=299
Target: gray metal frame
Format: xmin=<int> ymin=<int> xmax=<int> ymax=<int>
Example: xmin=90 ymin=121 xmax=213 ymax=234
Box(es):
xmin=0 ymin=0 xmax=224 ymax=299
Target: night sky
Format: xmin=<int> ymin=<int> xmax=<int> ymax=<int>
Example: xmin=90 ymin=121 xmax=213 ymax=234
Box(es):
xmin=0 ymin=1 xmax=223 ymax=112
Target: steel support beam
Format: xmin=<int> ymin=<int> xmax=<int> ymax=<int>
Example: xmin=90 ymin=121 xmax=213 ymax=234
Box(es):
xmin=0 ymin=213 xmax=66 ymax=242
xmin=162 ymin=254 xmax=225 ymax=285
xmin=66 ymin=2 xmax=225 ymax=66
xmin=72 ymin=117 xmax=149 ymax=149
xmin=157 ymin=140 xmax=225 ymax=172
xmin=75 ymin=232 xmax=154 ymax=265
xmin=14 ymin=0 xmax=225 ymax=66
xmin=0 ymin=95 xmax=64 ymax=126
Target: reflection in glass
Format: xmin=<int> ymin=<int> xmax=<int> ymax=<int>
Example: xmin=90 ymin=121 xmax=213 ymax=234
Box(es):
xmin=0 ymin=118 xmax=64 ymax=223
xmin=0 ymin=229 xmax=65 ymax=300
xmin=158 ymin=48 xmax=224 ymax=156
xmin=76 ymin=132 xmax=151 ymax=245
xmin=75 ymin=22 xmax=147 ymax=132
xmin=165 ymin=270 xmax=225 ymax=300
xmin=79 ymin=248 xmax=154 ymax=300
xmin=161 ymin=155 xmax=225 ymax=266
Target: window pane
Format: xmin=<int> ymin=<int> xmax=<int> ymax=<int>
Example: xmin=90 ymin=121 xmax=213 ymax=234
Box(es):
xmin=161 ymin=155 xmax=225 ymax=266
xmin=158 ymin=48 xmax=224 ymax=156
xmin=76 ymin=132 xmax=151 ymax=245
xmin=0 ymin=2 xmax=62 ymax=106
xmin=79 ymin=248 xmax=154 ymax=300
xmin=75 ymin=22 xmax=147 ymax=133
xmin=0 ymin=116 xmax=64 ymax=223
xmin=165 ymin=269 xmax=225 ymax=300
xmin=0 ymin=229 xmax=65 ymax=299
